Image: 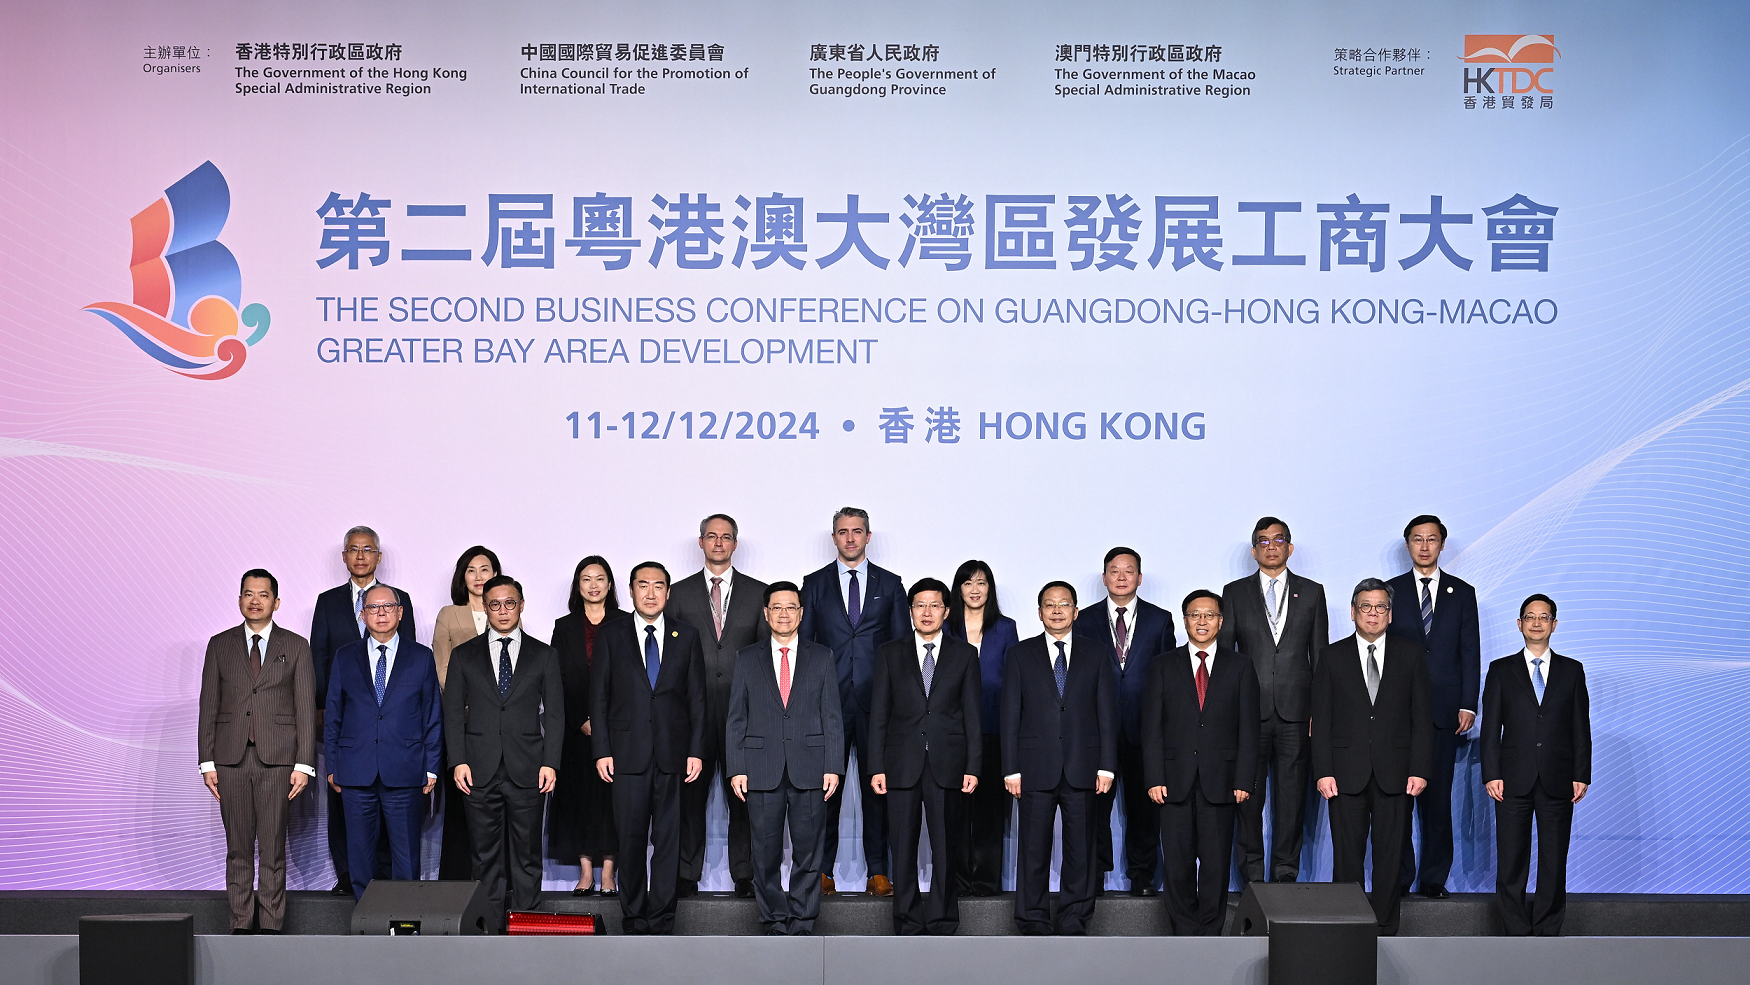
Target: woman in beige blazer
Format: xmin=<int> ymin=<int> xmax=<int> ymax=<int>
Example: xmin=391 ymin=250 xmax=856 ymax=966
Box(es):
xmin=432 ymin=545 xmax=501 ymax=880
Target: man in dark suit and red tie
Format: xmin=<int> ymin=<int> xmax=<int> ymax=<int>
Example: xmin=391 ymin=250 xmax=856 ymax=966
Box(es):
xmin=1219 ymin=517 xmax=1329 ymax=885
xmin=444 ymin=575 xmax=564 ymax=929
xmin=668 ymin=513 xmax=769 ymax=898
xmin=1386 ymin=515 xmax=1480 ymax=899
xmin=1142 ymin=590 xmax=1258 ymax=935
xmin=1312 ymin=579 xmax=1432 ymax=936
xmin=868 ymin=578 xmax=982 ymax=935
xmin=1482 ymin=594 xmax=1592 ymax=936
xmin=592 ymin=562 xmax=706 ymax=935
xmin=309 ymin=525 xmax=415 ymax=894
xmin=1074 ymin=546 xmax=1176 ymax=895
xmin=198 ymin=569 xmax=315 ymax=934
xmin=799 ymin=507 xmax=909 ymax=896
xmin=1002 ymin=581 xmax=1117 ymax=936
xmin=727 ymin=582 xmax=844 ymax=936
xmin=324 ymin=585 xmax=443 ymax=900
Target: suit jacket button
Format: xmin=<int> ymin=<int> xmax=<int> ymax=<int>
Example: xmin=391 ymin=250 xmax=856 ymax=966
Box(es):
xmin=245 ymin=711 xmax=251 ymax=716
xmin=1536 ymin=742 xmax=1542 ymax=747
xmin=252 ymin=689 xmax=257 ymax=694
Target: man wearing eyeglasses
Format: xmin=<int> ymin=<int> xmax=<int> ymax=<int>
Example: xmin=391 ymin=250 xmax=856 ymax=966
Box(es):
xmin=1219 ymin=517 xmax=1328 ymax=885
xmin=311 ymin=526 xmax=416 ymax=895
xmin=444 ymin=576 xmax=564 ymax=929
xmin=868 ymin=578 xmax=982 ymax=935
xmin=324 ymin=585 xmax=443 ymax=899
xmin=1481 ymin=595 xmax=1591 ymax=936
xmin=1312 ymin=579 xmax=1431 ymax=936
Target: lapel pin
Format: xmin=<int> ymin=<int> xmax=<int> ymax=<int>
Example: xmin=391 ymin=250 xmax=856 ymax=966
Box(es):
xmin=1446 ymin=586 xmax=1454 ymax=594
xmin=671 ymin=631 xmax=678 ymax=638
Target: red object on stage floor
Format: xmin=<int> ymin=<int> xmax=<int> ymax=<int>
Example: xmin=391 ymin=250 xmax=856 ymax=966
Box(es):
xmin=505 ymin=911 xmax=603 ymax=936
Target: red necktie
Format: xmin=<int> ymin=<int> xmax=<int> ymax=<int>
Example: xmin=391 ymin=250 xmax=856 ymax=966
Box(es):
xmin=1195 ymin=651 xmax=1209 ymax=710
xmin=778 ymin=647 xmax=792 ymax=707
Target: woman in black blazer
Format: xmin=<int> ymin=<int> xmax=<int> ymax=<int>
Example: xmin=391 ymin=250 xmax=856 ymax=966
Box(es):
xmin=546 ymin=556 xmax=624 ymax=895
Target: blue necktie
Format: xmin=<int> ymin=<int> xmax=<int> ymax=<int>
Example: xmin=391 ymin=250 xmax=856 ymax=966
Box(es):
xmin=354 ymin=586 xmax=367 ymax=633
xmin=1420 ymin=577 xmax=1434 ymax=636
xmin=1531 ymin=657 xmax=1546 ymax=703
xmin=921 ymin=642 xmax=936 ymax=698
xmin=847 ymin=570 xmax=862 ymax=628
xmin=1053 ymin=640 xmax=1067 ymax=698
xmin=497 ymin=637 xmax=513 ymax=699
xmin=374 ymin=644 xmax=388 ymax=705
xmin=645 ymin=624 xmax=661 ymax=689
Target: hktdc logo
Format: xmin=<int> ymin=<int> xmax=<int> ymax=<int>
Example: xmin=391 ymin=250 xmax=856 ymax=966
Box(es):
xmin=1459 ymin=34 xmax=1558 ymax=111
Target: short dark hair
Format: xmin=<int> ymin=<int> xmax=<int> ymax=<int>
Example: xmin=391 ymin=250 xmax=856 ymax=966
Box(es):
xmin=700 ymin=513 xmax=739 ymax=539
xmin=948 ymin=559 xmax=1004 ymax=635
xmin=1520 ymin=594 xmax=1558 ymax=620
xmin=908 ymin=577 xmax=950 ymax=607
xmin=240 ymin=568 xmax=278 ymax=598
xmin=1403 ymin=514 xmax=1448 ymax=541
xmin=1103 ymin=546 xmax=1141 ymax=570
xmin=567 ymin=556 xmax=623 ymax=617
xmin=1038 ymin=580 xmax=1078 ymax=607
xmin=1181 ymin=589 xmax=1222 ymax=616
xmin=1350 ymin=578 xmax=1394 ymax=607
xmin=1252 ymin=516 xmax=1292 ymax=544
xmin=628 ymin=561 xmax=671 ymax=588
xmin=362 ymin=584 xmax=400 ymax=607
xmin=763 ymin=581 xmax=801 ymax=605
xmin=832 ymin=506 xmax=870 ymax=532
xmin=482 ymin=574 xmax=523 ymax=600
xmin=449 ymin=545 xmax=502 ymax=606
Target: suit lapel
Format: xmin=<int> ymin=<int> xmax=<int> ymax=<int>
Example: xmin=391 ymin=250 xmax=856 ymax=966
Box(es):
xmin=763 ymin=641 xmax=788 ymax=706
xmin=655 ymin=623 xmax=685 ymax=690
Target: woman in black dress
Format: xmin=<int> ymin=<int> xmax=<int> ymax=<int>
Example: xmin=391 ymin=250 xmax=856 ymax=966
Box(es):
xmin=547 ymin=556 xmax=623 ymax=895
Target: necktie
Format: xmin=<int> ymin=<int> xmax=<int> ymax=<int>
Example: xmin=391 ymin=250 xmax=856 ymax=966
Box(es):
xmin=645 ymin=624 xmax=661 ymax=689
xmin=1531 ymin=657 xmax=1546 ymax=703
xmin=1053 ymin=640 xmax=1068 ymax=698
xmin=374 ymin=644 xmax=388 ymax=705
xmin=249 ymin=633 xmax=263 ymax=680
xmin=497 ymin=637 xmax=513 ymax=699
xmin=921 ymin=642 xmax=936 ymax=698
xmin=1267 ymin=578 xmax=1281 ymax=632
xmin=1365 ymin=643 xmax=1381 ymax=703
xmin=1195 ymin=650 xmax=1209 ymax=710
xmin=778 ymin=646 xmax=792 ymax=707
xmin=847 ymin=569 xmax=862 ymax=628
xmin=1420 ymin=577 xmax=1434 ymax=636
xmin=354 ymin=586 xmax=367 ymax=633
xmin=709 ymin=576 xmax=725 ymax=641
xmin=1114 ymin=607 xmax=1129 ymax=667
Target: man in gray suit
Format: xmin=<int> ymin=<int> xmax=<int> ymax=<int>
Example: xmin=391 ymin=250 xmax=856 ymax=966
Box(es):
xmin=198 ymin=569 xmax=316 ymax=934
xmin=668 ymin=513 xmax=769 ymax=897
xmin=728 ymin=581 xmax=844 ymax=936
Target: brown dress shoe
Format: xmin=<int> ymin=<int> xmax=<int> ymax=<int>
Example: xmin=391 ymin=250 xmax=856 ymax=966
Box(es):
xmin=867 ymin=874 xmax=894 ymax=897
xmin=822 ymin=874 xmax=837 ymax=895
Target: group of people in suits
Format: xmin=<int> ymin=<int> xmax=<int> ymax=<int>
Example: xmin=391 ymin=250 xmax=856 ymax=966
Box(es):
xmin=197 ymin=511 xmax=1592 ymax=938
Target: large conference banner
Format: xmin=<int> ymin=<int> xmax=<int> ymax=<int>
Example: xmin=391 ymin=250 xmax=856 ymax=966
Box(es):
xmin=3 ymin=0 xmax=1747 ymax=895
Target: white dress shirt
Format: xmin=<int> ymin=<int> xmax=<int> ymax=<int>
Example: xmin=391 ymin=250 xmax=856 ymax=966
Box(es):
xmin=1357 ymin=633 xmax=1387 ymax=676
xmin=1107 ymin=598 xmax=1137 ymax=664
xmin=1188 ymin=643 xmax=1218 ymax=676
xmin=1522 ymin=646 xmax=1554 ymax=689
xmin=1259 ymin=570 xmax=1289 ymax=644
xmin=635 ymin=613 xmax=667 ymax=673
xmin=705 ymin=566 xmax=736 ymax=625
xmin=1413 ymin=568 xmax=1442 ymax=616
xmin=1007 ymin=632 xmax=1114 ymax=781
xmin=350 ymin=579 xmax=380 ymax=631
xmin=487 ymin=625 xmax=524 ymax=673
xmin=915 ymin=631 xmax=944 ymax=672
xmin=200 ymin=621 xmax=315 ymax=777
xmin=771 ymin=635 xmax=800 ymax=681
xmin=837 ymin=559 xmax=867 ymax=614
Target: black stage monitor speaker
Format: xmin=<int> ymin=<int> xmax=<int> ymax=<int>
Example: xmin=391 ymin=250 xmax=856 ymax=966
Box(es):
xmin=1232 ymin=883 xmax=1377 ymax=985
xmin=79 ymin=913 xmax=193 ymax=985
xmin=350 ymin=880 xmax=493 ymax=935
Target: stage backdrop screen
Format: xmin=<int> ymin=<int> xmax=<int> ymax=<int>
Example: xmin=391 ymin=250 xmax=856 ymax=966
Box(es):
xmin=2 ymin=0 xmax=1748 ymax=893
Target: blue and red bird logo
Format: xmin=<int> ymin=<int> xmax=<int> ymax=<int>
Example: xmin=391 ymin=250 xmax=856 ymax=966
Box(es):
xmin=83 ymin=161 xmax=270 ymax=380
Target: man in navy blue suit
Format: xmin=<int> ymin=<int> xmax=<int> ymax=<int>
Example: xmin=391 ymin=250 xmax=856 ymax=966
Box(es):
xmin=1386 ymin=515 xmax=1479 ymax=899
xmin=1074 ymin=546 xmax=1176 ymax=894
xmin=324 ymin=585 xmax=443 ymax=899
xmin=799 ymin=506 xmax=908 ymax=896
xmin=310 ymin=526 xmax=416 ymax=894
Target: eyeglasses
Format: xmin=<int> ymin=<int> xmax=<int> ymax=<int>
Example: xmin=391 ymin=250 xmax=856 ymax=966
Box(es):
xmin=1040 ymin=601 xmax=1075 ymax=611
xmin=911 ymin=602 xmax=946 ymax=612
xmin=766 ymin=604 xmax=801 ymax=615
xmin=361 ymin=602 xmax=401 ymax=614
xmin=486 ymin=599 xmax=521 ymax=612
xmin=1355 ymin=602 xmax=1391 ymax=614
xmin=1254 ymin=537 xmax=1287 ymax=548
xmin=1520 ymin=613 xmax=1553 ymax=624
xmin=1185 ymin=612 xmax=1221 ymax=622
xmin=701 ymin=533 xmax=736 ymax=543
xmin=343 ymin=546 xmax=380 ymax=557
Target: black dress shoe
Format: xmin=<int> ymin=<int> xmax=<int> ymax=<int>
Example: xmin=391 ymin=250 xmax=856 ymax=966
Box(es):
xmin=257 ymin=928 xmax=281 ymax=935
xmin=601 ymin=887 xmax=618 ymax=897
xmin=1129 ymin=884 xmax=1157 ymax=897
xmin=331 ymin=879 xmax=352 ymax=897
xmin=676 ymin=879 xmax=699 ymax=898
xmin=230 ymin=928 xmax=253 ymax=935
xmin=573 ymin=885 xmax=595 ymax=897
xmin=734 ymin=878 xmax=755 ymax=899
xmin=1422 ymin=886 xmax=1451 ymax=900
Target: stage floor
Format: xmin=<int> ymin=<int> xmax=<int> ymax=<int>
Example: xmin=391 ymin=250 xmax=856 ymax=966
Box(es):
xmin=3 ymin=889 xmax=1747 ymax=937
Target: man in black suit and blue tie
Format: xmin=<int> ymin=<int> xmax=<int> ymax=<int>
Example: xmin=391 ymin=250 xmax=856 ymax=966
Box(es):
xmin=799 ymin=507 xmax=908 ymax=896
xmin=1074 ymin=546 xmax=1176 ymax=895
xmin=310 ymin=525 xmax=415 ymax=895
xmin=1002 ymin=581 xmax=1117 ymax=936
xmin=1482 ymin=595 xmax=1591 ymax=936
xmin=1386 ymin=515 xmax=1480 ymax=899
xmin=592 ymin=562 xmax=706 ymax=935
xmin=728 ymin=582 xmax=844 ymax=936
xmin=324 ymin=585 xmax=443 ymax=900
